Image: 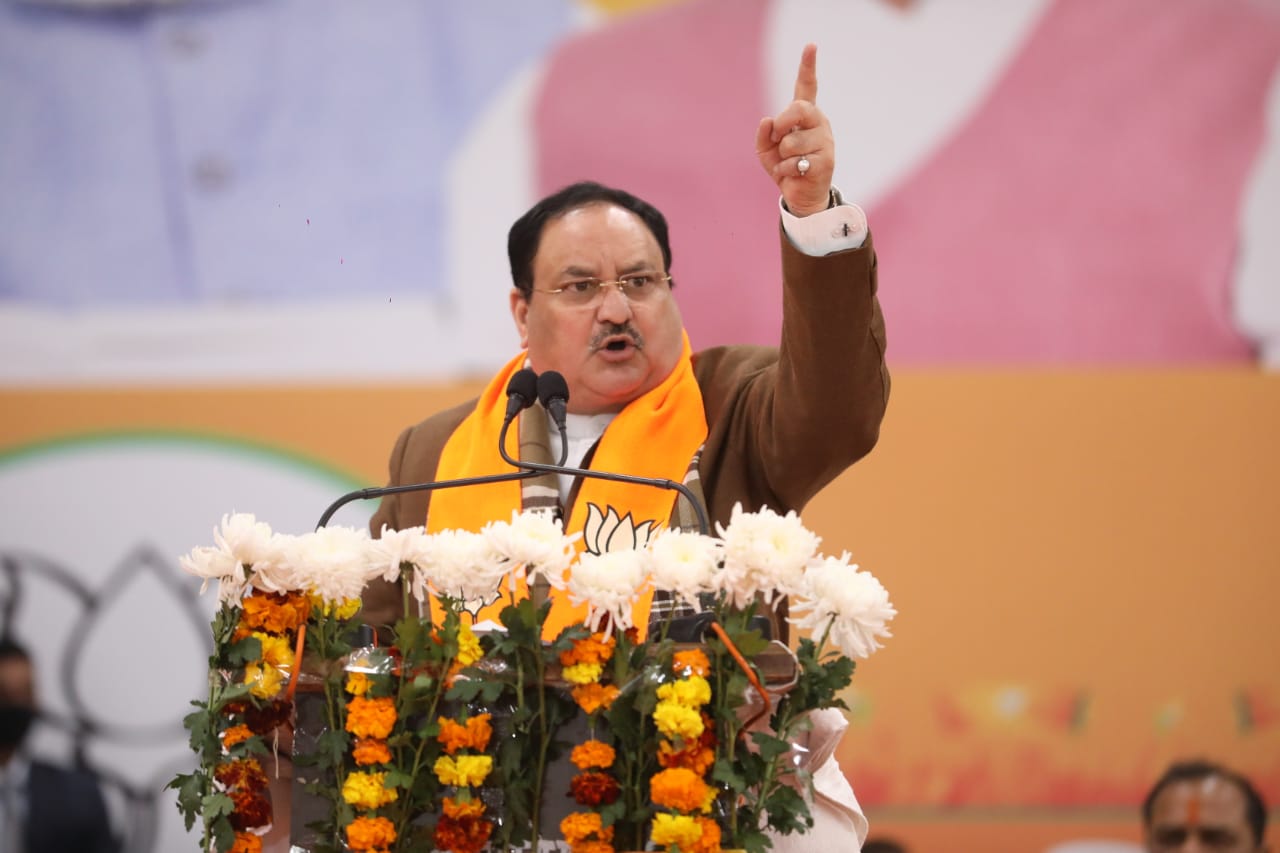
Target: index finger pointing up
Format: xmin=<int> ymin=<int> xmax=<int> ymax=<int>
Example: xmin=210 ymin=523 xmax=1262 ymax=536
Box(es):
xmin=793 ymin=43 xmax=818 ymax=103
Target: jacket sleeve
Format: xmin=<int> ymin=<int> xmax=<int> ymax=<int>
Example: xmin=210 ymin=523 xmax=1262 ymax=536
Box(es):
xmin=697 ymin=229 xmax=889 ymax=521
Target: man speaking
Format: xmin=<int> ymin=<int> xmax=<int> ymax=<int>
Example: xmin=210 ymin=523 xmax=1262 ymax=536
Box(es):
xmin=364 ymin=44 xmax=889 ymax=849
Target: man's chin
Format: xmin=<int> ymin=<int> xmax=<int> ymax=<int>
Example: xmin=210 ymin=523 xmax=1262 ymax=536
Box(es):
xmin=577 ymin=374 xmax=651 ymax=413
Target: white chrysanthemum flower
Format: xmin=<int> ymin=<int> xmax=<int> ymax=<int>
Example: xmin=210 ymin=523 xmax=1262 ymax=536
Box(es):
xmin=788 ymin=552 xmax=896 ymax=659
xmin=283 ymin=526 xmax=377 ymax=604
xmin=565 ymin=549 xmax=648 ymax=639
xmin=484 ymin=510 xmax=578 ymax=590
xmin=414 ymin=528 xmax=507 ymax=611
xmin=247 ymin=532 xmax=305 ymax=594
xmin=213 ymin=512 xmax=276 ymax=568
xmin=644 ymin=528 xmax=722 ymax=608
xmin=179 ymin=545 xmax=247 ymax=603
xmin=368 ymin=525 xmax=434 ymax=584
xmin=714 ymin=503 xmax=821 ymax=607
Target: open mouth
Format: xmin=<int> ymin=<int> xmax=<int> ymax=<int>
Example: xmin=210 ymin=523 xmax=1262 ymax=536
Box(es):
xmin=592 ymin=329 xmax=642 ymax=355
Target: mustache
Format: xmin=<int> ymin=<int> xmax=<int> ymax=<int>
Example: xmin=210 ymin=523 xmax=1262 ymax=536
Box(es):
xmin=589 ymin=323 xmax=644 ymax=352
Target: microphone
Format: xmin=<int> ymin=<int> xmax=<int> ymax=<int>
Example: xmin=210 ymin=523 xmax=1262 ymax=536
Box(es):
xmin=536 ymin=370 xmax=570 ymax=465
xmin=497 ymin=371 xmax=709 ymax=536
xmin=314 ymin=369 xmax=544 ymax=528
xmin=504 ymin=368 xmax=539 ymax=425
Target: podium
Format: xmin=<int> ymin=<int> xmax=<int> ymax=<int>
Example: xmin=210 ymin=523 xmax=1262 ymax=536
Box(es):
xmin=173 ymin=510 xmax=893 ymax=853
xmin=285 ymin=631 xmax=801 ymax=851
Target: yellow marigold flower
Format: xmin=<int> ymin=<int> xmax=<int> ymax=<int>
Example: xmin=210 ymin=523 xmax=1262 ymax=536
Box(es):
xmin=653 ymin=700 xmax=704 ymax=742
xmin=251 ymin=632 xmax=294 ymax=670
xmin=650 ymin=767 xmax=714 ymax=814
xmin=570 ymin=682 xmax=620 ymax=715
xmin=657 ymin=675 xmax=711 ymax=708
xmin=455 ymin=623 xmax=483 ymax=666
xmin=437 ymin=714 xmax=493 ymax=754
xmin=569 ymin=739 xmax=616 ymax=770
xmin=345 ymin=671 xmax=371 ymax=696
xmin=441 ymin=796 xmax=487 ymax=819
xmin=433 ymin=754 xmax=493 ymax=787
xmin=561 ymin=661 xmax=604 ymax=685
xmin=341 ymin=771 xmax=399 ymax=809
xmin=229 ymin=832 xmax=262 ymax=853
xmin=307 ymin=594 xmax=362 ymax=620
xmin=242 ymin=662 xmax=283 ymax=700
xmin=352 ymin=737 xmax=392 ymax=766
xmin=346 ymin=696 xmax=397 ymax=739
xmin=345 ymin=815 xmax=397 ymax=851
xmin=221 ymin=724 xmax=253 ymax=749
xmin=650 ymin=813 xmax=702 ymax=849
xmin=559 ymin=811 xmax=611 ymax=844
xmin=673 ymin=649 xmax=710 ymax=677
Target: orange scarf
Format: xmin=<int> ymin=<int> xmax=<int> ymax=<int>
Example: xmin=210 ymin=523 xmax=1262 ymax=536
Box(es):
xmin=428 ymin=334 xmax=707 ymax=637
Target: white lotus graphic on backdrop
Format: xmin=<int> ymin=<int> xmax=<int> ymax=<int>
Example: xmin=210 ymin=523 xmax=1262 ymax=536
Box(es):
xmin=0 ymin=434 xmax=370 ymax=852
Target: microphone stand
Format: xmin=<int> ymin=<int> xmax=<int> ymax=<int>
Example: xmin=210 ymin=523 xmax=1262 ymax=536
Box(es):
xmin=315 ymin=415 xmax=538 ymax=529
xmin=497 ymin=436 xmax=710 ymax=536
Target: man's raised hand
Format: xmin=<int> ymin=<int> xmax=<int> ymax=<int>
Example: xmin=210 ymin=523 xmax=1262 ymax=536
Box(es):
xmin=755 ymin=43 xmax=835 ymax=217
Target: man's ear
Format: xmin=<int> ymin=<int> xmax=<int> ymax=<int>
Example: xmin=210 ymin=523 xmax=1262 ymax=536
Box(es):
xmin=510 ymin=289 xmax=530 ymax=349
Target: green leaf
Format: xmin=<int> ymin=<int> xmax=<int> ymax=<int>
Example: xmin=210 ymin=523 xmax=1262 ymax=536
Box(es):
xmin=166 ymin=771 xmax=205 ymax=830
xmin=711 ymin=757 xmax=747 ymax=792
xmin=210 ymin=816 xmax=236 ymax=853
xmin=749 ymin=730 xmax=792 ymax=762
xmin=225 ymin=634 xmax=262 ymax=667
xmin=201 ymin=791 xmax=235 ymax=819
xmin=764 ymin=784 xmax=812 ymax=835
xmin=383 ymin=769 xmax=413 ymax=789
xmin=182 ymin=708 xmax=212 ymax=752
xmin=599 ymin=798 xmax=627 ymax=826
xmin=739 ymin=827 xmax=773 ymax=853
xmin=445 ymin=677 xmax=481 ymax=702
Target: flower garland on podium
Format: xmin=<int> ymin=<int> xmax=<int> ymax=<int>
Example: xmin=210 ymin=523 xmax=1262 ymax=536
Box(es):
xmin=173 ymin=504 xmax=895 ymax=853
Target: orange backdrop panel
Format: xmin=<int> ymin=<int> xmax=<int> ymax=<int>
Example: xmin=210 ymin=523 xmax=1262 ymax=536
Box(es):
xmin=4 ymin=369 xmax=1277 ymax=851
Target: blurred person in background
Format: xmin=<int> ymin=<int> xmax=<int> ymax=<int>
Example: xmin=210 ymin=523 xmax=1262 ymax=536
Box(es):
xmin=0 ymin=636 xmax=118 ymax=853
xmin=1142 ymin=759 xmax=1269 ymax=853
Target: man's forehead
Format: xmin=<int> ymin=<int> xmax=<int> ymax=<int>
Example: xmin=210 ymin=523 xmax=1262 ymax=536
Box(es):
xmin=1152 ymin=776 xmax=1251 ymax=826
xmin=535 ymin=204 xmax=661 ymax=266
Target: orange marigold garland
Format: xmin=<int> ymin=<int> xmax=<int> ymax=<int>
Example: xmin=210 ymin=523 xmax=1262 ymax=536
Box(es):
xmin=218 ymin=590 xmax=309 ymax=840
xmin=340 ymin=649 xmax=399 ymax=850
xmin=559 ymin=631 xmax=620 ymax=853
xmin=432 ymin=709 xmax=494 ymax=853
xmin=649 ymin=648 xmax=720 ymax=853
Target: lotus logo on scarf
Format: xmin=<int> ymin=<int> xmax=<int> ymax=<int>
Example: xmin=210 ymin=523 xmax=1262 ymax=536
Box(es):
xmin=582 ymin=504 xmax=659 ymax=555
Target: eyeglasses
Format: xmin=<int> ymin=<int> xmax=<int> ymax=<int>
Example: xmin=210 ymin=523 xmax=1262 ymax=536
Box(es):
xmin=533 ymin=273 xmax=672 ymax=307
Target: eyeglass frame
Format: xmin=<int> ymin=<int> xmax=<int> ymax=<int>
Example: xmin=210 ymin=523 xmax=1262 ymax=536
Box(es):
xmin=531 ymin=272 xmax=673 ymax=303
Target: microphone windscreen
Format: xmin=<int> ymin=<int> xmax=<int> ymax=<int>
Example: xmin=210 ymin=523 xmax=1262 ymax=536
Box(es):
xmin=506 ymin=368 xmax=539 ymax=408
xmin=536 ymin=370 xmax=570 ymax=408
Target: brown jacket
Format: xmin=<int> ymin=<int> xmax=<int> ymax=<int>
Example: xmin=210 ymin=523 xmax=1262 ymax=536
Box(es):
xmin=364 ymin=230 xmax=888 ymax=625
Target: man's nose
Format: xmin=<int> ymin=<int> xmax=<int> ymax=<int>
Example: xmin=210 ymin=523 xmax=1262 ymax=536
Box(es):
xmin=595 ymin=282 xmax=633 ymax=322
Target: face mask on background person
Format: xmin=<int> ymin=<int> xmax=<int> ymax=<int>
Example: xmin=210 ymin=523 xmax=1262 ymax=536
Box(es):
xmin=0 ymin=704 xmax=36 ymax=748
